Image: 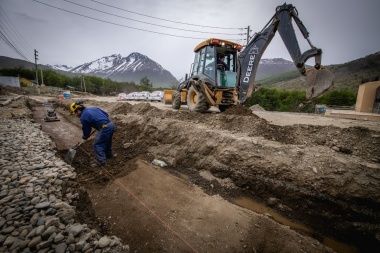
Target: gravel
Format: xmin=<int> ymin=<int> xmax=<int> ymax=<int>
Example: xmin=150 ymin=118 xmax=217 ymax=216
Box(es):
xmin=0 ymin=117 xmax=130 ymax=253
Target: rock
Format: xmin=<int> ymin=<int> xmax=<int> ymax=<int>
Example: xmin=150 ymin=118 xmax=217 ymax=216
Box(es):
xmin=98 ymin=236 xmax=111 ymax=248
xmin=28 ymin=235 xmax=42 ymax=248
xmin=55 ymin=243 xmax=67 ymax=253
xmin=66 ymin=224 xmax=84 ymax=237
xmin=35 ymin=201 xmax=51 ymax=209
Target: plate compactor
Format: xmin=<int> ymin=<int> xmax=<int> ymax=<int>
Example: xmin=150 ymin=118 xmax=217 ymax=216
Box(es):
xmin=43 ymin=103 xmax=60 ymax=122
xmin=44 ymin=109 xmax=60 ymax=122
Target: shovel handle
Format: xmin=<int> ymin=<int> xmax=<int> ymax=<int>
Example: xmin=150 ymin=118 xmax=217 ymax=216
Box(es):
xmin=71 ymin=129 xmax=97 ymax=150
xmin=72 ymin=142 xmax=83 ymax=150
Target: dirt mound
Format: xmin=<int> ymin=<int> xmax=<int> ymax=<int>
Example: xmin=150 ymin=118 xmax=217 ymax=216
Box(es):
xmin=223 ymin=105 xmax=256 ymax=116
xmin=106 ymin=102 xmax=379 ymax=252
xmin=23 ymin=96 xmax=380 ymax=253
xmin=249 ymin=104 xmax=266 ymax=111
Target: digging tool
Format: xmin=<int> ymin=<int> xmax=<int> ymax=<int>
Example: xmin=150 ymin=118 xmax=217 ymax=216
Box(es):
xmin=44 ymin=109 xmax=60 ymax=122
xmin=305 ymin=67 xmax=335 ymax=100
xmin=43 ymin=103 xmax=60 ymax=122
xmin=65 ymin=129 xmax=96 ymax=164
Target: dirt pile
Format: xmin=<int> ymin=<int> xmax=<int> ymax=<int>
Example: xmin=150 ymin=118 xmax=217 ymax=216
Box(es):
xmin=9 ymin=92 xmax=379 ymax=253
xmin=249 ymin=104 xmax=266 ymax=111
xmin=54 ymin=99 xmax=380 ymax=253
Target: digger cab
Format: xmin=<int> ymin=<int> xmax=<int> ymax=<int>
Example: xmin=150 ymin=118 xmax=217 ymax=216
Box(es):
xmin=191 ymin=38 xmax=242 ymax=88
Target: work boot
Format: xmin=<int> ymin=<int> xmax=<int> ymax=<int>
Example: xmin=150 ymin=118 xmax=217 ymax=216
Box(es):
xmin=106 ymin=153 xmax=117 ymax=159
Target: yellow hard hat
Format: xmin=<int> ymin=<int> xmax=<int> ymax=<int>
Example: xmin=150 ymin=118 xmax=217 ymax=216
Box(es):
xmin=70 ymin=102 xmax=84 ymax=114
xmin=70 ymin=103 xmax=78 ymax=114
xmin=70 ymin=100 xmax=85 ymax=114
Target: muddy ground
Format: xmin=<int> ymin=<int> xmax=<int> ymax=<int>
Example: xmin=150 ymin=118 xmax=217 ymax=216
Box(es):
xmin=2 ymin=88 xmax=380 ymax=253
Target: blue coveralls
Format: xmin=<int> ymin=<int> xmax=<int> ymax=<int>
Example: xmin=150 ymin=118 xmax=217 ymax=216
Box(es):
xmin=217 ymin=59 xmax=229 ymax=70
xmin=79 ymin=107 xmax=115 ymax=166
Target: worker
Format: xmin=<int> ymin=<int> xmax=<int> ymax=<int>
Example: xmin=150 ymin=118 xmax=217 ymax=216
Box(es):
xmin=217 ymin=53 xmax=229 ymax=71
xmin=70 ymin=101 xmax=115 ymax=167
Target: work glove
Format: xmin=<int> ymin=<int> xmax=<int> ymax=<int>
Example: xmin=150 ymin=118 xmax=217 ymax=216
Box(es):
xmin=81 ymin=139 xmax=88 ymax=144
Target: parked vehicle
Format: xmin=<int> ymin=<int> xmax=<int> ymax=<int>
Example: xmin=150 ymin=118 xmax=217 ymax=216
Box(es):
xmin=148 ymin=91 xmax=164 ymax=102
xmin=116 ymin=93 xmax=127 ymax=101
xmin=126 ymin=92 xmax=138 ymax=101
xmin=136 ymin=91 xmax=150 ymax=101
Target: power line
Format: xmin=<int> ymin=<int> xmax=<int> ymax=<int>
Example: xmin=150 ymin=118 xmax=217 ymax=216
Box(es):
xmin=0 ymin=6 xmax=34 ymax=55
xmin=0 ymin=30 xmax=31 ymax=62
xmin=63 ymin=0 xmax=243 ymax=36
xmin=0 ymin=21 xmax=32 ymax=62
xmin=0 ymin=6 xmax=33 ymax=62
xmin=89 ymin=0 xmax=244 ymax=30
xmin=32 ymin=0 xmax=242 ymax=40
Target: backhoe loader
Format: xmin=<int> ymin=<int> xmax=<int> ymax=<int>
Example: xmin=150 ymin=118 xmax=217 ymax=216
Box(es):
xmin=171 ymin=3 xmax=334 ymax=112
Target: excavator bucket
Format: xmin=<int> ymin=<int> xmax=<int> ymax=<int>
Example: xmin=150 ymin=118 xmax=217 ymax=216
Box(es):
xmin=305 ymin=67 xmax=334 ymax=100
xmin=163 ymin=90 xmax=175 ymax=104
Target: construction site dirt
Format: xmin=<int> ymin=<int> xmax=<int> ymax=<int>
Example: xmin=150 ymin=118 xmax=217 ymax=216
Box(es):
xmin=3 ymin=92 xmax=380 ymax=253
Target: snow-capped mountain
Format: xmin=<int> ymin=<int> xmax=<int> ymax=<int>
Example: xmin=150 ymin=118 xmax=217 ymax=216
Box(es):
xmin=0 ymin=54 xmax=304 ymax=88
xmin=46 ymin=64 xmax=73 ymax=72
xmin=256 ymin=58 xmax=299 ymax=80
xmin=69 ymin=53 xmax=177 ymax=88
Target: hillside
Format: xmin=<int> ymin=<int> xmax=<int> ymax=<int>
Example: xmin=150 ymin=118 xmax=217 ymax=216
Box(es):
xmin=1 ymin=51 xmax=380 ymax=92
xmin=69 ymin=53 xmax=178 ymax=88
xmin=259 ymin=52 xmax=380 ymax=93
xmin=0 ymin=54 xmax=177 ymax=88
xmin=0 ymin=56 xmax=81 ymax=78
xmin=0 ymin=55 xmax=297 ymax=87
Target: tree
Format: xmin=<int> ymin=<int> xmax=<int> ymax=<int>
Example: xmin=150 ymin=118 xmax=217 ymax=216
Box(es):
xmin=46 ymin=72 xmax=64 ymax=87
xmin=169 ymin=80 xmax=179 ymax=89
xmin=315 ymin=90 xmax=357 ymax=106
xmin=139 ymin=76 xmax=153 ymax=91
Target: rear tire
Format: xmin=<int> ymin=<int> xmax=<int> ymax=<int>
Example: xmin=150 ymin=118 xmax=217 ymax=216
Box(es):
xmin=172 ymin=91 xmax=181 ymax=109
xmin=187 ymin=86 xmax=208 ymax=112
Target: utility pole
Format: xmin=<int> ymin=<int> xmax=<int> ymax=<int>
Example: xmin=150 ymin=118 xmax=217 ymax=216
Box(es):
xmin=34 ymin=49 xmax=39 ymax=86
xmin=83 ymin=75 xmax=86 ymax=92
xmin=80 ymin=75 xmax=83 ymax=91
xmin=40 ymin=68 xmax=44 ymax=85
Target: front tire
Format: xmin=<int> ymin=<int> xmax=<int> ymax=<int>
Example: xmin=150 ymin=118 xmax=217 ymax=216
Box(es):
xmin=172 ymin=91 xmax=181 ymax=109
xmin=187 ymin=86 xmax=208 ymax=112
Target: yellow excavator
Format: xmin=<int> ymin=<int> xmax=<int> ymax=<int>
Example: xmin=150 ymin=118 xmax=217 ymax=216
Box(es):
xmin=168 ymin=3 xmax=334 ymax=112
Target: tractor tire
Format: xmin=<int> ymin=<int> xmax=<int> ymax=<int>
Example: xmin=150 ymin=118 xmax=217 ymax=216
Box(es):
xmin=187 ymin=86 xmax=208 ymax=113
xmin=172 ymin=91 xmax=181 ymax=109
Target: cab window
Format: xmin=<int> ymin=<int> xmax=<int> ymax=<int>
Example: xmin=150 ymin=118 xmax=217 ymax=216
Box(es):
xmin=198 ymin=48 xmax=206 ymax=75
xmin=192 ymin=51 xmax=200 ymax=75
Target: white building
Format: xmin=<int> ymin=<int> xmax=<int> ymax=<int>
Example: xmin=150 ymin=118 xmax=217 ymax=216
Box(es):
xmin=0 ymin=76 xmax=20 ymax=87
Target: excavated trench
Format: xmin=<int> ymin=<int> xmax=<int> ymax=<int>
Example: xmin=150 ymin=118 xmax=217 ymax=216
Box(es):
xmin=28 ymin=98 xmax=380 ymax=253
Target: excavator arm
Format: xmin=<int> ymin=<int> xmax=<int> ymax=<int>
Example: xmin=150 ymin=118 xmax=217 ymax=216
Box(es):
xmin=236 ymin=3 xmax=334 ymax=104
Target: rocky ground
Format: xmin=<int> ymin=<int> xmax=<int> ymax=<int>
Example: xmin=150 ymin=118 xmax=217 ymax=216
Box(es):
xmin=1 ymin=86 xmax=380 ymax=253
xmin=0 ymin=95 xmax=129 ymax=252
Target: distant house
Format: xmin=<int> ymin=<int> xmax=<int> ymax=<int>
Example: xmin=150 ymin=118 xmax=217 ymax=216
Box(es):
xmin=0 ymin=76 xmax=20 ymax=87
xmin=20 ymin=77 xmax=34 ymax=87
xmin=356 ymin=80 xmax=380 ymax=114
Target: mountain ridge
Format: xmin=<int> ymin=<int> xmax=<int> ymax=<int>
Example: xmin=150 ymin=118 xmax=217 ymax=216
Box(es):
xmin=0 ymin=53 xmax=300 ymax=87
xmin=1 ymin=51 xmax=379 ymax=92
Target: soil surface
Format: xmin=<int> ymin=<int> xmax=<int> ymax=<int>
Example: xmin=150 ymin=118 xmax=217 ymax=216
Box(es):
xmin=3 ymin=89 xmax=380 ymax=253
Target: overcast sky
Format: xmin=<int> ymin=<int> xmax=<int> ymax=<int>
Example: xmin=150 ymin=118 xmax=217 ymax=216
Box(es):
xmin=1 ymin=0 xmax=379 ymax=80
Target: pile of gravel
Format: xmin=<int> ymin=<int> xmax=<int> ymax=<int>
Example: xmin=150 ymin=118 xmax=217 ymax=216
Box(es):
xmin=0 ymin=99 xmax=130 ymax=252
xmin=249 ymin=104 xmax=266 ymax=111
